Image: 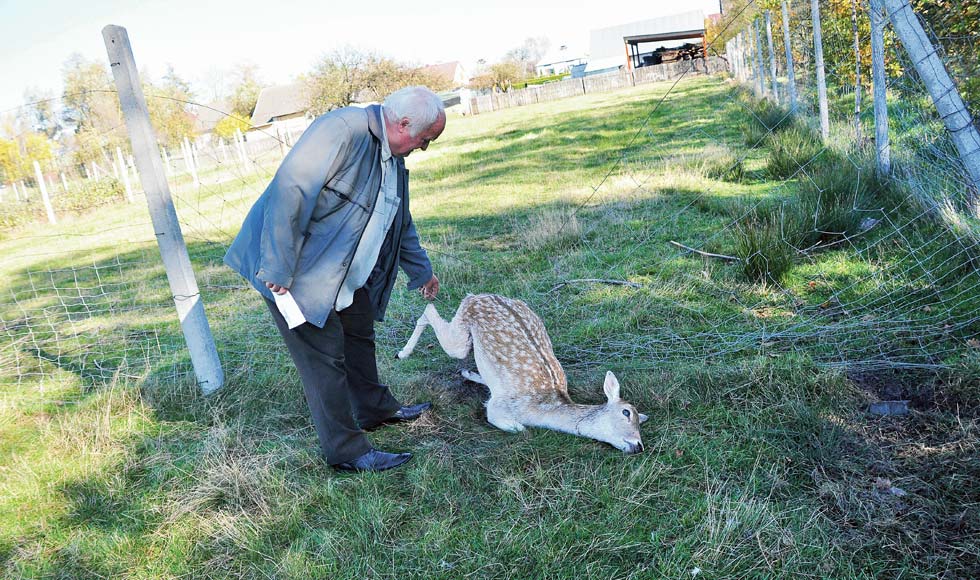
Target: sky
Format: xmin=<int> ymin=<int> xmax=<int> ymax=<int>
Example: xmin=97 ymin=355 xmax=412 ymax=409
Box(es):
xmin=0 ymin=0 xmax=723 ymax=113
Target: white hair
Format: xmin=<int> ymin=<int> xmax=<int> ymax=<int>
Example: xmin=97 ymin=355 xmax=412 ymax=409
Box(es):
xmin=383 ymin=86 xmax=445 ymax=137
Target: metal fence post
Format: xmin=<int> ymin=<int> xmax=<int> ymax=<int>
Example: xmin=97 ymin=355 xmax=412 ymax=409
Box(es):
xmin=102 ymin=24 xmax=224 ymax=394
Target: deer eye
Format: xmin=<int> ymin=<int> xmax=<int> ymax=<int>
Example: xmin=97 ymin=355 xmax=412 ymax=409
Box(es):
xmin=622 ymin=409 xmax=631 ymax=419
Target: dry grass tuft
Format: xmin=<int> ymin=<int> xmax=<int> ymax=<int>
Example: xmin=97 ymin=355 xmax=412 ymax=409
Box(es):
xmin=518 ymin=207 xmax=583 ymax=251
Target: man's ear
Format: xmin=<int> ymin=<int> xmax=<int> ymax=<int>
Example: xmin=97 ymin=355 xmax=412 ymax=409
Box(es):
xmin=398 ymin=117 xmax=411 ymax=133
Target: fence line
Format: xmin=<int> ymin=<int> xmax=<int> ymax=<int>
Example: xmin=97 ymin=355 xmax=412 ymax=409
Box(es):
xmin=467 ymin=56 xmax=728 ymax=115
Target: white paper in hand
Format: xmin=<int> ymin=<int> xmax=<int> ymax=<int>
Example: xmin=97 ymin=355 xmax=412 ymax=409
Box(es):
xmin=273 ymin=290 xmax=307 ymax=329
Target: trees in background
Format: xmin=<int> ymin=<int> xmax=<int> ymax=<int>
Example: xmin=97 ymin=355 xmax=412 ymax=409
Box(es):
xmin=505 ymin=37 xmax=551 ymax=77
xmin=710 ymin=0 xmax=977 ymax=113
xmin=0 ymin=138 xmax=23 ymax=184
xmin=227 ymin=64 xmax=264 ymax=120
xmin=469 ymin=37 xmax=551 ymax=92
xmin=214 ymin=114 xmax=250 ymax=141
xmin=145 ymin=65 xmax=196 ymax=149
xmin=305 ymin=47 xmax=452 ymax=114
xmin=61 ymin=53 xmax=125 ymax=167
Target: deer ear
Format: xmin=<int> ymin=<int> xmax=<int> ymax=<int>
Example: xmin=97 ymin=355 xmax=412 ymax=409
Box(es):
xmin=603 ymin=371 xmax=621 ymax=402
xmin=639 ymin=413 xmax=649 ymax=424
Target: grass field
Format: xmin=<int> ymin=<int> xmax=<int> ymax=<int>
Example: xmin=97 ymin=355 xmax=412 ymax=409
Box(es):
xmin=2 ymin=75 xmax=978 ymax=578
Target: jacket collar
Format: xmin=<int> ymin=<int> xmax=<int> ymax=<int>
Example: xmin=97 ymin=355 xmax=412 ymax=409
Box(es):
xmin=366 ymin=104 xmax=385 ymax=142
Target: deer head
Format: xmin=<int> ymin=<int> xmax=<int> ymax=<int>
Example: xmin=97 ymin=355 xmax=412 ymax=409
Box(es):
xmin=581 ymin=371 xmax=648 ymax=454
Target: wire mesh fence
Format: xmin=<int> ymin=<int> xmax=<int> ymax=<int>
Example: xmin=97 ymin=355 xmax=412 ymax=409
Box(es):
xmin=1 ymin=0 xmax=978 ymax=411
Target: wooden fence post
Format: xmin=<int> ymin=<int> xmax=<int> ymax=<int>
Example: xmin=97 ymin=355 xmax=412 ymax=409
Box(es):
xmin=882 ymin=0 xmax=980 ymax=200
xmin=869 ymin=0 xmax=890 ymax=174
xmin=781 ymin=0 xmax=798 ymax=112
xmin=103 ymin=24 xmax=224 ymax=394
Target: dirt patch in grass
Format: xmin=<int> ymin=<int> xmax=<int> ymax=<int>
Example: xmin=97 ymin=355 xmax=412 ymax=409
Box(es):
xmin=848 ymin=367 xmax=977 ymax=417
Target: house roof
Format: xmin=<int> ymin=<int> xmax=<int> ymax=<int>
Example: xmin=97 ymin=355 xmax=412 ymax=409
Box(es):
xmin=420 ymin=61 xmax=463 ymax=85
xmin=193 ymin=102 xmax=230 ymax=133
xmin=537 ymin=47 xmax=587 ymax=67
xmin=589 ymin=10 xmax=706 ymax=63
xmin=250 ymin=82 xmax=309 ymax=127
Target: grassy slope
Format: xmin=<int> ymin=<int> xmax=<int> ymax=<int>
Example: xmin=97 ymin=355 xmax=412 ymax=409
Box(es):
xmin=1 ymin=76 xmax=978 ymax=578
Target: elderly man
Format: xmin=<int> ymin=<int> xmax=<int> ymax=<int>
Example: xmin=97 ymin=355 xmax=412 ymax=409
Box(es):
xmin=225 ymin=86 xmax=445 ymax=472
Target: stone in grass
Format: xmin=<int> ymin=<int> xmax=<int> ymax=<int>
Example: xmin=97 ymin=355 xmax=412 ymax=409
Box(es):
xmin=868 ymin=400 xmax=910 ymax=417
xmin=875 ymin=477 xmax=908 ymax=497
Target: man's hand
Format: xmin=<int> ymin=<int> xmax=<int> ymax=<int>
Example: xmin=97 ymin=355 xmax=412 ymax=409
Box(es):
xmin=420 ymin=274 xmax=440 ymax=300
xmin=265 ymin=281 xmax=289 ymax=295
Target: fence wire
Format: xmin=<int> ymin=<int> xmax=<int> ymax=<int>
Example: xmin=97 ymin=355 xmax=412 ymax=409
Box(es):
xmin=1 ymin=0 xmax=979 ymax=408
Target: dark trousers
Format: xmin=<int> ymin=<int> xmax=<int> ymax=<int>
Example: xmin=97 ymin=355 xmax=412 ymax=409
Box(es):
xmin=265 ymin=288 xmax=402 ymax=464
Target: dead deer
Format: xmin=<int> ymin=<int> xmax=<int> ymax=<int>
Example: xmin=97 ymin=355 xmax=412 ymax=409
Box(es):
xmin=397 ymin=294 xmax=647 ymax=453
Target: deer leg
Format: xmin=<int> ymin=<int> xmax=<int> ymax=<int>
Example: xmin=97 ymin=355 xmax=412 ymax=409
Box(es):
xmin=460 ymin=368 xmax=487 ymax=385
xmin=398 ymin=303 xmax=471 ymax=360
xmin=486 ymin=398 xmax=525 ymax=432
xmin=396 ymin=306 xmax=431 ymax=359
xmin=423 ymin=304 xmax=472 ymax=359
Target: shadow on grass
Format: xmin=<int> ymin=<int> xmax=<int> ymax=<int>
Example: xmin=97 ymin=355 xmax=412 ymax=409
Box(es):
xmin=2 ymin=76 xmax=979 ymax=577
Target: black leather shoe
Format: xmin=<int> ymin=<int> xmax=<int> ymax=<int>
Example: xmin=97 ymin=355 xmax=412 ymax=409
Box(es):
xmin=333 ymin=448 xmax=413 ymax=472
xmin=360 ymin=402 xmax=433 ymax=431
xmin=389 ymin=402 xmax=432 ymax=422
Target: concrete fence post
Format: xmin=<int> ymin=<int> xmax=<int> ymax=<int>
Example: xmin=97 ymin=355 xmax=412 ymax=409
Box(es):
xmin=781 ymin=0 xmax=798 ymax=112
xmin=182 ymin=137 xmax=199 ymax=188
xmin=103 ymin=24 xmax=224 ymax=394
xmin=869 ymin=0 xmax=890 ymax=174
xmin=33 ymin=161 xmax=57 ymax=224
xmin=765 ymin=10 xmax=780 ymax=104
xmin=851 ymin=0 xmax=863 ymax=143
xmin=811 ymin=0 xmax=831 ymax=140
xmin=116 ymin=146 xmax=134 ymax=202
xmin=753 ymin=20 xmax=766 ymax=97
xmin=882 ymin=0 xmax=980 ymax=202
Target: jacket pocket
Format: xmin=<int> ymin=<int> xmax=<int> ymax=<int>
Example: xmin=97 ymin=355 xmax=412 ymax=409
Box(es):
xmin=311 ymin=179 xmax=366 ymax=221
xmin=296 ymin=229 xmax=336 ymax=273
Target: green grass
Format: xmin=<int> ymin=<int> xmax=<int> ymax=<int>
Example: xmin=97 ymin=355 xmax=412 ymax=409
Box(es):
xmin=1 ymin=76 xmax=979 ymax=578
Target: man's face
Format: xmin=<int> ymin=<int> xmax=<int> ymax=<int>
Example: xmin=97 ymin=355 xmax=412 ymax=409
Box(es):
xmin=390 ymin=113 xmax=446 ymax=157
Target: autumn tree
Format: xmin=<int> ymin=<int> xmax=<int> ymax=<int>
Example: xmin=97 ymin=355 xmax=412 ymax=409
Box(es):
xmin=20 ymin=88 xmax=62 ymax=139
xmin=214 ymin=114 xmax=251 ymax=140
xmin=228 ymin=63 xmax=265 ymax=118
xmin=468 ymin=61 xmax=526 ymax=92
xmin=505 ymin=37 xmax=551 ymax=77
xmin=305 ymin=47 xmax=452 ymax=114
xmin=145 ymin=64 xmax=196 ymax=149
xmin=61 ymin=53 xmax=124 ymax=166
xmin=0 ymin=138 xmax=24 ymax=183
xmin=305 ymin=47 xmax=372 ymax=114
